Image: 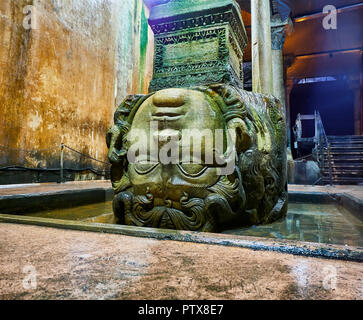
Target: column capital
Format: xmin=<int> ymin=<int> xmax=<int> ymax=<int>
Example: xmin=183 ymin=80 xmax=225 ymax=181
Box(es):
xmin=271 ymin=15 xmax=293 ymax=50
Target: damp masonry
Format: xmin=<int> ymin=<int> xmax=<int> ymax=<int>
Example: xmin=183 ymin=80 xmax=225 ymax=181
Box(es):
xmin=106 ymin=0 xmax=288 ymax=232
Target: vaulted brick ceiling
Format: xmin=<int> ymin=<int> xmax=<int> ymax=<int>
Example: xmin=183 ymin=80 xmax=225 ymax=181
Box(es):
xmin=238 ymin=0 xmax=363 ymax=80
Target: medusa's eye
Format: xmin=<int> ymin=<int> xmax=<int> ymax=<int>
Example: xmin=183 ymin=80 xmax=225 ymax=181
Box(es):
xmin=134 ymin=161 xmax=159 ymax=175
xmin=177 ymin=163 xmax=208 ymax=177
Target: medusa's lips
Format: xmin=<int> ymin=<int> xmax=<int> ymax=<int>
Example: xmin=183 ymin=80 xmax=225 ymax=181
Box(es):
xmin=151 ymin=107 xmax=185 ymax=121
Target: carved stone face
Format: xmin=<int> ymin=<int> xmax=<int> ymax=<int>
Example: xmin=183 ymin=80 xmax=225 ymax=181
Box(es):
xmin=109 ymin=84 xmax=288 ymax=233
xmin=129 ymin=89 xmax=224 ymax=200
xmin=124 ymin=88 xmax=240 ymax=232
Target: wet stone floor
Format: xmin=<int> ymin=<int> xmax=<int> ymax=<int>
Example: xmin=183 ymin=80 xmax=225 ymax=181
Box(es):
xmin=0 ymin=223 xmax=362 ymax=300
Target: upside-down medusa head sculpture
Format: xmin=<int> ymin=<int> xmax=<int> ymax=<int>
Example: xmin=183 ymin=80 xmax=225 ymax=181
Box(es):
xmin=107 ymin=84 xmax=288 ymax=232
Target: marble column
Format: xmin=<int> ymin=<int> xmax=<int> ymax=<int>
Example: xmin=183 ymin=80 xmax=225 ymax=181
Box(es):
xmin=285 ymin=77 xmax=295 ymax=148
xmin=271 ymin=15 xmax=293 ymax=149
xmin=271 ymin=15 xmax=291 ymax=113
xmin=251 ymin=0 xmax=273 ymax=94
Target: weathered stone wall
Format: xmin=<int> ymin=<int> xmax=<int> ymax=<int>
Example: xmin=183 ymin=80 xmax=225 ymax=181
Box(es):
xmin=0 ymin=0 xmax=153 ymax=178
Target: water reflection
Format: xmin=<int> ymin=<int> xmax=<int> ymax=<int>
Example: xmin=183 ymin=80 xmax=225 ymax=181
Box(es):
xmin=26 ymin=201 xmax=363 ymax=247
xmin=26 ymin=201 xmax=113 ymax=222
xmin=224 ymin=203 xmax=363 ymax=247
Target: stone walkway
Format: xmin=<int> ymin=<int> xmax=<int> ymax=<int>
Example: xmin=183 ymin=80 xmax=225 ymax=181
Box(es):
xmin=0 ymin=181 xmax=111 ymax=196
xmin=0 ymin=223 xmax=362 ymax=300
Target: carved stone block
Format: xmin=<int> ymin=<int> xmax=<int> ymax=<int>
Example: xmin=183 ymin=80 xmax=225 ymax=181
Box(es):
xmin=148 ymin=0 xmax=248 ymax=91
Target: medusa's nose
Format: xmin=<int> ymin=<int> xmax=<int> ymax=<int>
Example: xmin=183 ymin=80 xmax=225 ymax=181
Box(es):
xmin=152 ymin=88 xmax=186 ymax=108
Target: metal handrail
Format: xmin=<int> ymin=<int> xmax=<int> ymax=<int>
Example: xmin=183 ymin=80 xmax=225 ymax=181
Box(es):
xmin=326 ymin=143 xmax=333 ymax=185
xmin=314 ymin=111 xmax=329 ymax=148
xmin=0 ymin=143 xmax=110 ymax=184
xmin=294 ymin=111 xmax=333 ymax=185
xmin=314 ymin=111 xmax=333 ymax=185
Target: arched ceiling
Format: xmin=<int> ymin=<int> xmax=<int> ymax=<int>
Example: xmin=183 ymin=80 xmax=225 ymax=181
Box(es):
xmin=237 ymin=0 xmax=362 ymax=18
xmin=238 ymin=0 xmax=363 ymax=81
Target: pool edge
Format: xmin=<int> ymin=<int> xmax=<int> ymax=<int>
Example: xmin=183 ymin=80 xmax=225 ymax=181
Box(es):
xmin=0 ymin=213 xmax=361 ymax=262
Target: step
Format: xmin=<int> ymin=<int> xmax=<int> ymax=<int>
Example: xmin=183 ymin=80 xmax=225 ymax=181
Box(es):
xmin=329 ymin=140 xmax=363 ymax=144
xmin=323 ymin=150 xmax=363 ymax=154
xmin=322 ymin=167 xmax=363 ymax=172
xmin=322 ymin=156 xmax=363 ymax=162
xmin=330 ymin=137 xmax=363 ymax=141
xmin=328 ymin=156 xmax=363 ymax=161
xmin=322 ymin=165 xmax=363 ymax=170
xmin=322 ymin=169 xmax=363 ymax=174
xmin=329 ymin=152 xmax=363 ymax=156
xmin=322 ymin=172 xmax=363 ymax=178
xmin=330 ymin=144 xmax=363 ymax=152
xmin=329 ymin=141 xmax=363 ymax=145
xmin=323 ymin=161 xmax=363 ymax=165
xmin=328 ymin=135 xmax=363 ymax=140
xmin=322 ymin=176 xmax=363 ymax=183
xmin=323 ymin=148 xmax=363 ymax=152
xmin=322 ymin=171 xmax=363 ymax=179
xmin=330 ymin=141 xmax=363 ymax=145
xmin=330 ymin=140 xmax=363 ymax=144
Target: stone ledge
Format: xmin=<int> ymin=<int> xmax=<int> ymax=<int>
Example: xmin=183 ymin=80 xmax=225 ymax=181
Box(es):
xmin=0 ymin=188 xmax=114 ymax=214
xmin=0 ymin=214 xmax=361 ymax=262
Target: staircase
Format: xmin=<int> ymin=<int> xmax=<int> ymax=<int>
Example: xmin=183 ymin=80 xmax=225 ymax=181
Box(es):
xmin=322 ymin=135 xmax=363 ymax=185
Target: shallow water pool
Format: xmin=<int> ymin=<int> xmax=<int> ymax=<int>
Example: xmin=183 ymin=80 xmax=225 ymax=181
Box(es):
xmin=224 ymin=202 xmax=363 ymax=247
xmin=24 ymin=201 xmax=363 ymax=247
